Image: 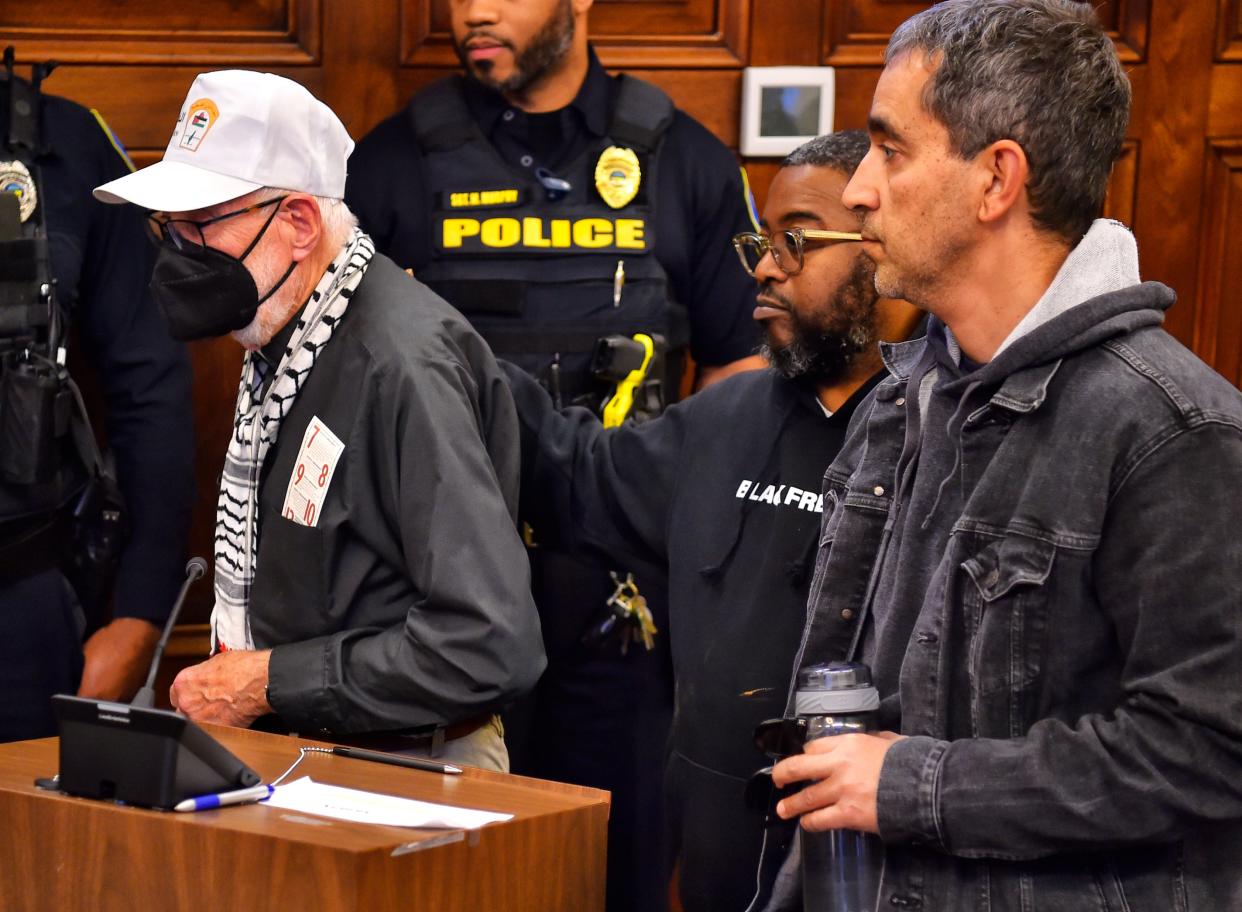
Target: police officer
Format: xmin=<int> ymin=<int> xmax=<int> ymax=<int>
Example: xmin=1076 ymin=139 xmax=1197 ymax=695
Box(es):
xmin=0 ymin=51 xmax=194 ymax=742
xmin=345 ymin=2 xmax=761 ymax=909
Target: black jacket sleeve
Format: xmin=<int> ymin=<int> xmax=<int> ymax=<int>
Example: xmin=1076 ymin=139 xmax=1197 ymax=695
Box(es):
xmin=503 ymin=360 xmax=685 ymax=570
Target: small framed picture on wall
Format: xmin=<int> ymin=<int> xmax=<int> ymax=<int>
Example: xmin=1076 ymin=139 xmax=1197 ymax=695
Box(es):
xmin=739 ymin=66 xmax=836 ymax=157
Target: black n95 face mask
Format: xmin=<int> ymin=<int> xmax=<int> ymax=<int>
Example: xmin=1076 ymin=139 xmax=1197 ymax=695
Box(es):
xmin=149 ymin=208 xmax=295 ymax=342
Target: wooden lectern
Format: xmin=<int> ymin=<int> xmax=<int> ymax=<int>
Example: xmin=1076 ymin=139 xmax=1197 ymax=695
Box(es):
xmin=0 ymin=725 xmax=609 ymax=911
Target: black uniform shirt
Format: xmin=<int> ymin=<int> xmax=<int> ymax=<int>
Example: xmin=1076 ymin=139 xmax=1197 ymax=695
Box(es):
xmin=346 ymin=48 xmax=760 ymax=369
xmin=459 ymin=46 xmax=610 ymax=173
xmin=0 ymin=78 xmax=194 ymax=624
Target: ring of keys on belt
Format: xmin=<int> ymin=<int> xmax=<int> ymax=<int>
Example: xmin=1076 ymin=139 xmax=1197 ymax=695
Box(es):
xmin=604 ymin=570 xmax=658 ymax=654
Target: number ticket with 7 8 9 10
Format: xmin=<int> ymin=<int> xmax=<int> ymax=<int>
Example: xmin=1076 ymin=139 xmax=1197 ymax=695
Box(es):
xmin=280 ymin=416 xmax=345 ymax=528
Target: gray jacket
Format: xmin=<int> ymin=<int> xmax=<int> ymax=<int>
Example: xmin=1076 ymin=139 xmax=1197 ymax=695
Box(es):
xmin=765 ymin=236 xmax=1242 ymax=909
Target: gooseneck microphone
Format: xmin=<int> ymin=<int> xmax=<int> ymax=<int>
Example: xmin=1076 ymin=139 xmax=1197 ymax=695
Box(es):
xmin=131 ymin=557 xmax=208 ymax=708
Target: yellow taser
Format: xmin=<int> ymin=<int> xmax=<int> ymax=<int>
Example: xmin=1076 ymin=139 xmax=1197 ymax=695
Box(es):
xmin=601 ymin=333 xmax=655 ymax=428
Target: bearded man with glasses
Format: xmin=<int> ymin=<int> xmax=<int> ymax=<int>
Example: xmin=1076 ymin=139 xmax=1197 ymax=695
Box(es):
xmin=500 ymin=130 xmax=920 ymax=911
xmin=733 ymin=227 xmax=867 ymax=277
xmin=96 ymin=70 xmax=545 ymax=772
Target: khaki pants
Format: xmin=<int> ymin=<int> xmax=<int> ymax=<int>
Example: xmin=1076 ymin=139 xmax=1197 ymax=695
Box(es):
xmin=394 ymin=714 xmax=508 ymax=772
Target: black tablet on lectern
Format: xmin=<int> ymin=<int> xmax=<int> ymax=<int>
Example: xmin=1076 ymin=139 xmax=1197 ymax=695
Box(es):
xmin=52 ymin=695 xmax=261 ymax=809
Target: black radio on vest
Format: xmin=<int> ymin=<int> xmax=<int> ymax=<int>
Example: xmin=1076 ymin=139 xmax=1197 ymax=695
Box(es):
xmin=409 ymin=74 xmax=689 ymax=418
xmin=0 ymin=47 xmax=124 ymax=618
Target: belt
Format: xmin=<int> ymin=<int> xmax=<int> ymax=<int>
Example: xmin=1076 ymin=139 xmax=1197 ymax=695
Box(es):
xmin=327 ymin=714 xmax=494 ymax=752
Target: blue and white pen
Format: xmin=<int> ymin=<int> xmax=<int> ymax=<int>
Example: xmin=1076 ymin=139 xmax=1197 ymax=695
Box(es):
xmin=173 ymin=783 xmax=274 ymax=813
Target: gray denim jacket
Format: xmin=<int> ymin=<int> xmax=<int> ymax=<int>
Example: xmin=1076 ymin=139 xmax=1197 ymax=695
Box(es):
xmin=760 ymin=272 xmax=1242 ymax=910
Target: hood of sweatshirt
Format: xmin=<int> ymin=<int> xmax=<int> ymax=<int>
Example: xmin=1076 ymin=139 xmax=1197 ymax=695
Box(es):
xmin=875 ymin=219 xmax=1176 ymax=531
xmin=879 ymin=219 xmax=1174 ymax=392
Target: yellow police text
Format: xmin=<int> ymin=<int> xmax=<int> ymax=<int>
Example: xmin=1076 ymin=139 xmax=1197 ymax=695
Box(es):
xmin=442 ymin=216 xmax=647 ymax=250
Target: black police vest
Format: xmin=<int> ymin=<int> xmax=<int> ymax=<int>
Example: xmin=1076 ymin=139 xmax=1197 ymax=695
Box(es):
xmin=409 ymin=75 xmax=690 ymax=405
xmin=0 ymin=69 xmax=102 ymax=579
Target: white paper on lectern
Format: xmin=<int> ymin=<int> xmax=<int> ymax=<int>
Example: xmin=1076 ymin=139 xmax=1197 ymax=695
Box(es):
xmin=263 ymin=776 xmax=512 ymax=829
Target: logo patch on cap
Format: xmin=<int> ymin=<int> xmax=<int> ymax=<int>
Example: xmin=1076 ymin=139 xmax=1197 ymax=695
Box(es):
xmin=179 ymin=98 xmax=220 ymax=152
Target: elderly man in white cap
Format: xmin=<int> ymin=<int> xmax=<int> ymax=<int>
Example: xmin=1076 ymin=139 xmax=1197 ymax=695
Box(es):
xmin=95 ymin=70 xmax=544 ymax=771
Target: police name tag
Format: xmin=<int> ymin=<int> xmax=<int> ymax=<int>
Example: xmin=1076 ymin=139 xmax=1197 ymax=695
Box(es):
xmin=281 ymin=417 xmax=344 ymax=527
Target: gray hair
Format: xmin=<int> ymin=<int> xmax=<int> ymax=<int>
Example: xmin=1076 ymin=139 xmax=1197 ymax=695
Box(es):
xmin=781 ymin=130 xmax=871 ymax=176
xmin=886 ymin=0 xmax=1130 ymax=242
xmin=210 ymin=188 xmax=358 ymax=249
xmin=313 ymin=195 xmax=359 ymax=249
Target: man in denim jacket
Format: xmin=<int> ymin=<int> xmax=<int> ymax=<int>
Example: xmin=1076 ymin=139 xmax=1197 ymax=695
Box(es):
xmin=760 ymin=1 xmax=1242 ymax=909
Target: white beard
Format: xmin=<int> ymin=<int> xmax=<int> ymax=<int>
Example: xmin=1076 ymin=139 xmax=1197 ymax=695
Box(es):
xmin=231 ymin=242 xmax=302 ymax=351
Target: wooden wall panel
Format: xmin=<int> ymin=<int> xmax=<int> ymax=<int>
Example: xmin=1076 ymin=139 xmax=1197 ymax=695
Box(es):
xmin=558 ymin=0 xmax=749 ymax=67
xmin=402 ymin=0 xmax=748 ymax=68
xmin=823 ymin=0 xmax=1147 ymax=66
xmin=1130 ymin=1 xmax=1215 ymax=346
xmin=1103 ymin=140 xmax=1140 ymax=229
xmin=4 ymin=0 xmax=321 ymax=65
xmin=16 ymin=0 xmax=291 ymax=34
xmin=1219 ymin=0 xmax=1242 ymax=61
xmin=319 ymin=0 xmax=403 ymax=139
xmin=823 ymin=0 xmax=934 ymax=65
xmin=1196 ymin=141 xmax=1242 ymax=388
xmin=1211 ymin=66 xmax=1242 ymax=135
xmin=1096 ymin=0 xmax=1151 ymax=61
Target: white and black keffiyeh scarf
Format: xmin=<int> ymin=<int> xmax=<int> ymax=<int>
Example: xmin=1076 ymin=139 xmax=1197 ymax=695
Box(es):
xmin=211 ymin=228 xmax=375 ymax=651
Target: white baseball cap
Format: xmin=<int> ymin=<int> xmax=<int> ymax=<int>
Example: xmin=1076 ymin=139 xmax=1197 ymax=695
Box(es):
xmin=94 ymin=70 xmax=354 ymax=213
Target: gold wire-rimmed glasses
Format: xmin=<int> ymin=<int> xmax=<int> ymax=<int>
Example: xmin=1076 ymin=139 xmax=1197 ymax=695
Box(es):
xmin=732 ymin=228 xmax=864 ymax=277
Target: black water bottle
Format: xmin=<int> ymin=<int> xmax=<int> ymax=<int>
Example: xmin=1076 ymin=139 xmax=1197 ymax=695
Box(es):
xmin=795 ymin=661 xmax=884 ymax=912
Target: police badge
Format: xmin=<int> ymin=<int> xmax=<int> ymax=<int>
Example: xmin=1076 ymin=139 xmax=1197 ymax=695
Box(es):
xmin=0 ymin=160 xmax=37 ymax=222
xmin=594 ymin=146 xmax=641 ymax=209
